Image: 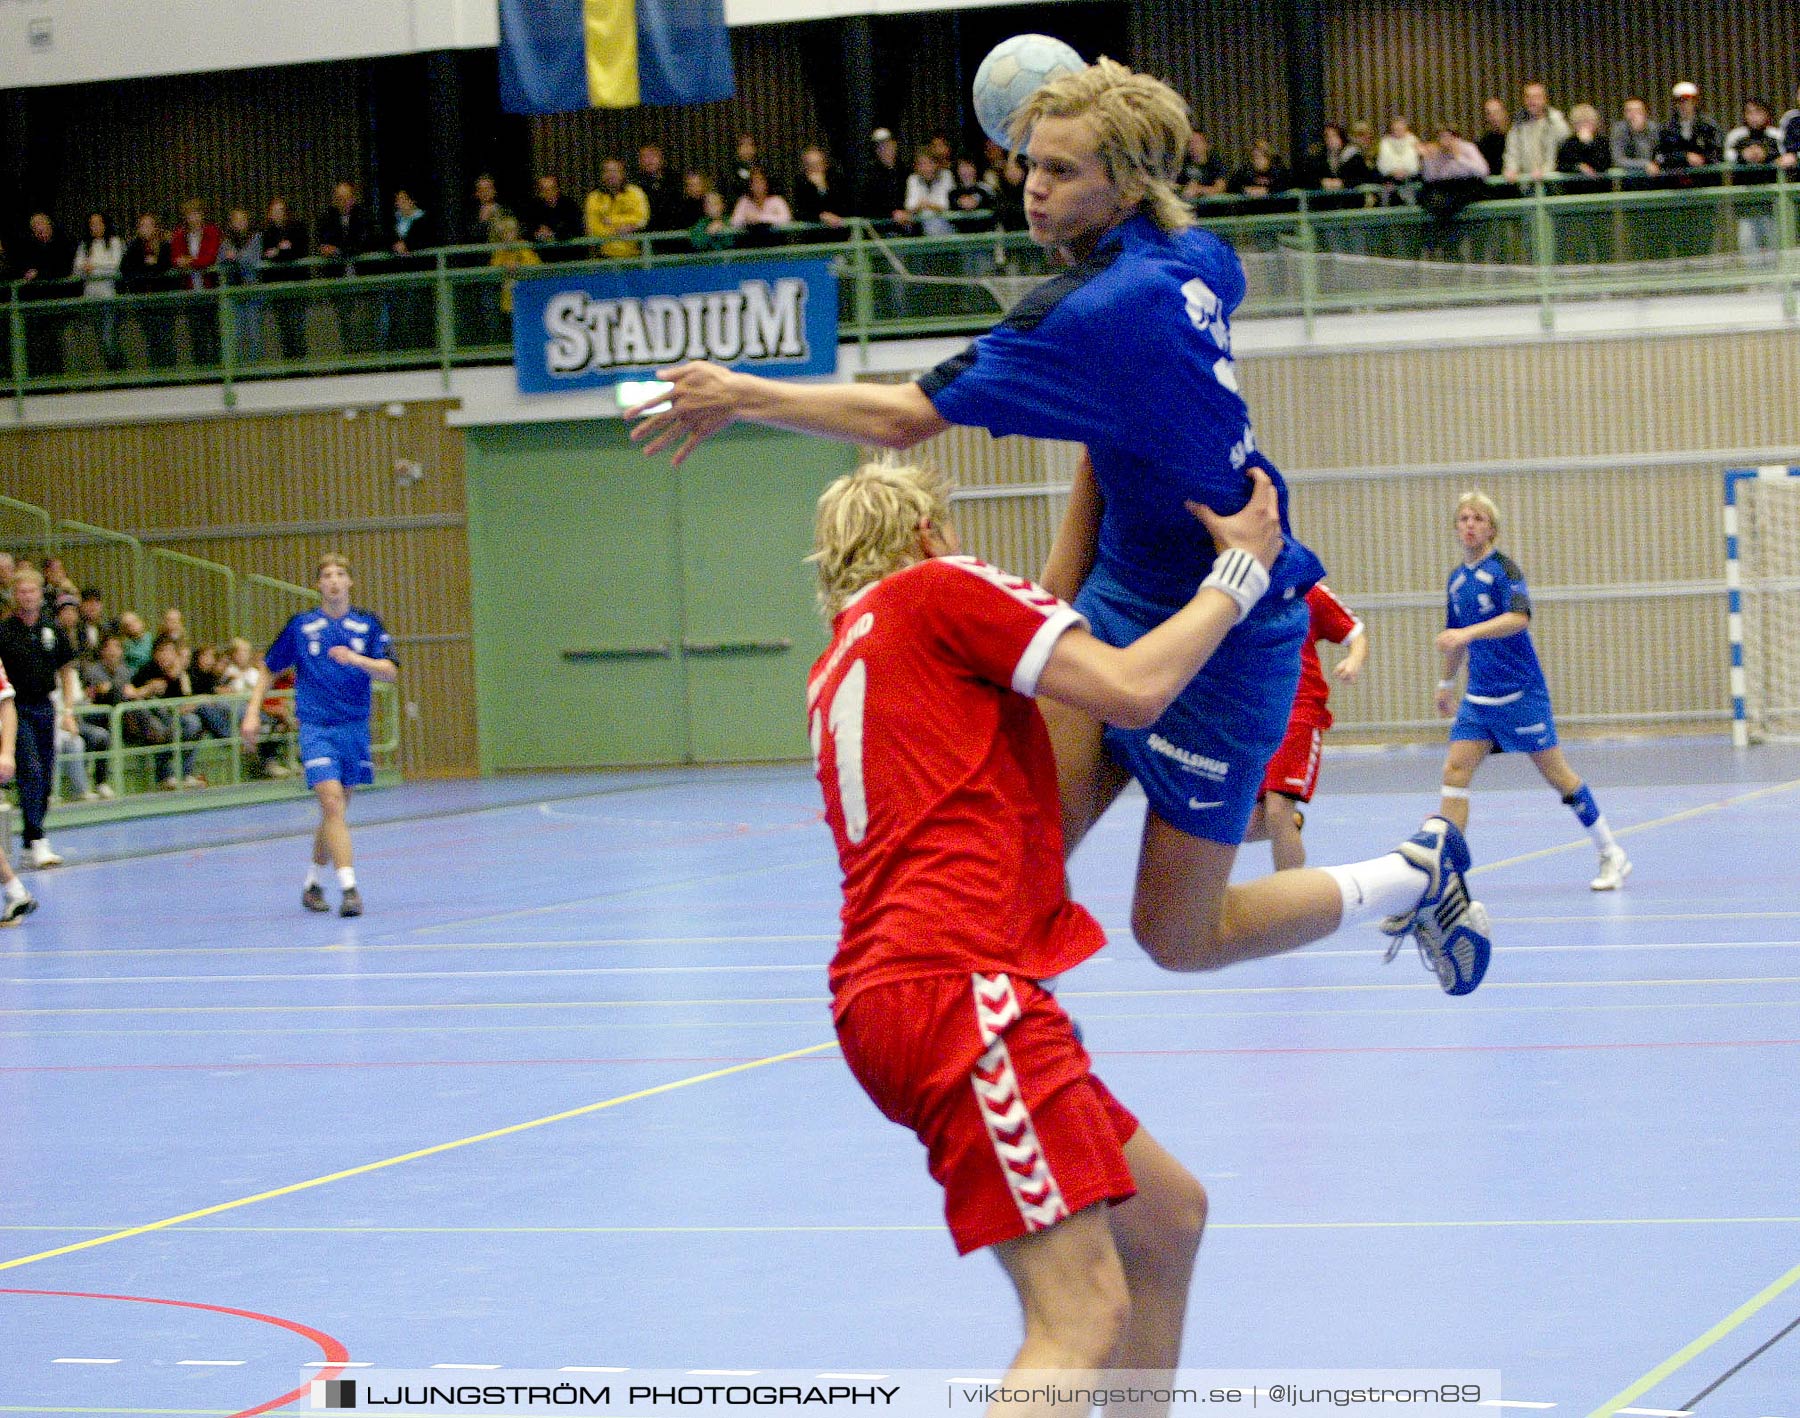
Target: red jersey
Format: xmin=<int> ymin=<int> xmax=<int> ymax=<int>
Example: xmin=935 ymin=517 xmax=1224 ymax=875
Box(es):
xmin=808 ymin=556 xmax=1105 ymax=1019
xmin=1290 ymin=583 xmax=1363 ymax=731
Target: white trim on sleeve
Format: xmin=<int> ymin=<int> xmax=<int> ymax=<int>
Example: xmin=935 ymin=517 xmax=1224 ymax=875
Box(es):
xmin=1011 ymin=606 xmax=1087 ymax=697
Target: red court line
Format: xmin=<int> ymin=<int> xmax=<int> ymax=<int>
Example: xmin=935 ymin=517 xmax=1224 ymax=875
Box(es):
xmin=0 ymin=1286 xmax=348 ymax=1417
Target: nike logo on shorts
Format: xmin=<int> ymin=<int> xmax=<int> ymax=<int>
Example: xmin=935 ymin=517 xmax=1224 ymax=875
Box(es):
xmin=1188 ymin=798 xmax=1225 ymax=810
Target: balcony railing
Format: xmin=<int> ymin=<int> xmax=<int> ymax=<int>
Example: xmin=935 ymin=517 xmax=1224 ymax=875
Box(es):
xmin=4 ymin=166 xmax=1794 ymax=405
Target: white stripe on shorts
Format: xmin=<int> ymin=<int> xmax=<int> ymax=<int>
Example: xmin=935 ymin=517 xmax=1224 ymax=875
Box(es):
xmin=969 ymin=973 xmax=1069 ymax=1235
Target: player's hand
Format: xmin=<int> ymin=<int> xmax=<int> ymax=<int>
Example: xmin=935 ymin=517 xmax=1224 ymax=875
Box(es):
xmin=239 ymin=713 xmax=260 ymax=747
xmin=1434 ymin=628 xmax=1467 ymax=654
xmin=1332 ymin=658 xmax=1363 ymax=684
xmin=626 ymin=361 xmax=743 ymax=467
xmin=0 ymin=752 xmax=13 ymax=784
xmin=1434 ymin=686 xmax=1457 ymax=717
xmin=328 ymin=645 xmax=358 ymax=666
xmin=1187 ymin=467 xmax=1283 ymax=570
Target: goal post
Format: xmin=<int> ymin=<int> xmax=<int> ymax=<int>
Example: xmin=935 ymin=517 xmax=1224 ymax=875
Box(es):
xmin=1724 ymin=464 xmax=1800 ymax=747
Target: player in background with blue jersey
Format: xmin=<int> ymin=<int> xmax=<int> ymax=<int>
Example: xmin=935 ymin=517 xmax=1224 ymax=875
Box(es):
xmin=1434 ymin=491 xmax=1630 ymax=891
xmin=239 ymin=554 xmax=397 ymax=917
xmin=629 ymin=58 xmax=1491 ymax=993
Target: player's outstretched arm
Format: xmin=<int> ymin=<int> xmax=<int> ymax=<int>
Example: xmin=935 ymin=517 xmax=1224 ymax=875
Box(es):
xmin=1036 ymin=470 xmax=1284 ymax=729
xmin=626 ymin=361 xmax=947 ymax=466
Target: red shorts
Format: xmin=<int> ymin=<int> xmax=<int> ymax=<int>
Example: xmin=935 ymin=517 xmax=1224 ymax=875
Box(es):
xmin=835 ymin=972 xmax=1139 ymax=1255
xmin=1259 ymin=720 xmax=1324 ymax=803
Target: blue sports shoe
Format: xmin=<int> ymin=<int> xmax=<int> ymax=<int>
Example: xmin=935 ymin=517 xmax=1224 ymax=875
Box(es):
xmin=1381 ymin=817 xmax=1491 ymax=996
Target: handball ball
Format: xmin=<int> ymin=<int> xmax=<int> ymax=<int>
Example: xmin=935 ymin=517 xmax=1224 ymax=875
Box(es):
xmin=971 ymin=34 xmax=1087 ymax=149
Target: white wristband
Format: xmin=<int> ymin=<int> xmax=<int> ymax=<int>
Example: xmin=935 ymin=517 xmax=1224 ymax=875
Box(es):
xmin=1200 ymin=548 xmax=1271 ymax=624
xmin=1437 ymin=678 xmax=1456 ymax=691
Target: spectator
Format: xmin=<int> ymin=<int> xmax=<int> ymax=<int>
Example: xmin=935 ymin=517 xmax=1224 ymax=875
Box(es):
xmin=925 ymin=132 xmax=953 ymax=168
xmin=1726 ymin=100 xmax=1783 ymax=253
xmin=53 ymin=654 xmax=111 ymax=802
xmin=948 ymin=156 xmax=998 ymax=231
xmin=730 ymin=169 xmax=792 ymax=247
xmin=221 ymin=636 xmax=291 ymax=777
xmin=522 ymin=174 xmax=583 ymax=257
xmin=585 ymin=157 xmax=651 ymax=258
xmin=1305 ymin=122 xmax=1373 ymax=192
xmin=17 ymin=212 xmax=75 ymax=377
xmin=464 ymin=173 xmax=511 ymax=243
xmin=0 ymin=554 xmax=13 ymax=613
xmin=1725 ymin=99 xmax=1781 ymax=163
xmin=1503 ymin=82 xmax=1571 ymax=180
xmin=75 ymin=589 xmax=107 ymax=660
xmin=41 ymin=558 xmax=77 ymax=601
xmin=187 ymin=642 xmax=238 ymax=742
xmin=1557 ymin=104 xmax=1613 ymax=181
xmin=672 ymin=171 xmax=712 ymax=231
xmin=132 ymin=635 xmax=204 ymax=789
xmin=117 ymin=610 xmax=153 ymax=674
xmin=1477 ymin=97 xmax=1511 ymax=177
xmin=688 ymin=190 xmax=738 ymax=253
xmin=487 ymin=215 xmax=543 ymax=317
xmin=82 ymin=634 xmax=148 ymax=784
xmin=858 ymin=128 xmax=908 ymax=229
xmin=728 ymin=134 xmax=761 ymax=201
xmin=791 ymin=146 xmax=850 ymax=233
xmin=1229 ymin=137 xmax=1292 ymax=198
xmin=1779 ymin=84 xmax=1800 ymax=168
xmin=386 ymin=187 xmax=440 ymax=349
xmin=1376 ymin=115 xmax=1423 ymax=183
xmin=1656 ymin=81 xmax=1724 ymax=172
xmin=118 ymin=213 xmax=178 ymax=370
xmin=258 ymin=197 xmax=310 ymax=363
xmin=1612 ymin=98 xmax=1663 ymax=179
xmin=1420 ymin=125 xmax=1491 ymax=251
xmin=315 ymin=182 xmax=379 ymax=354
xmin=0 ymin=566 xmax=78 ymax=867
xmin=1180 ymin=129 xmax=1228 ymax=199
xmin=222 ymin=207 xmax=265 ymax=364
xmin=993 ymin=155 xmax=1027 ymax=232
xmin=900 ymin=148 xmax=954 ymax=235
xmin=634 ymin=144 xmax=675 ymax=231
xmin=159 ymin=607 xmax=187 ymax=647
xmin=73 ymin=211 xmax=125 ymax=372
xmin=171 ymin=197 xmax=224 ymax=367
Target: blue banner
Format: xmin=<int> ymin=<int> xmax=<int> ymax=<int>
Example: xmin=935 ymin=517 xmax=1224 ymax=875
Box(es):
xmin=511 ymin=260 xmax=839 ymax=394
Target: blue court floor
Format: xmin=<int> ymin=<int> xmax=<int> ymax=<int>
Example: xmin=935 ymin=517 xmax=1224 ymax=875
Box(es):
xmin=1 ymin=739 xmax=1797 ymax=1417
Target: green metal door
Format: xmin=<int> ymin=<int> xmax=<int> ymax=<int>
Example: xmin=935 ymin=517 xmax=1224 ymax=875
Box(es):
xmin=466 ymin=418 xmax=852 ymax=769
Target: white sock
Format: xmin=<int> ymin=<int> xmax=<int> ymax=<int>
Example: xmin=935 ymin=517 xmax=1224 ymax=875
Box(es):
xmin=3 ymin=877 xmax=26 ymax=902
xmin=1324 ymin=852 xmax=1430 ymax=928
xmin=336 ymin=866 xmax=357 ymax=890
xmin=304 ymin=864 xmax=322 ymax=889
xmin=1588 ymin=816 xmax=1619 ymax=855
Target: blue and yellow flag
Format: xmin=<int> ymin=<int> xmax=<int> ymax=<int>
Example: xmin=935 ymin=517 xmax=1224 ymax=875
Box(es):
xmin=499 ymin=0 xmax=735 ymax=114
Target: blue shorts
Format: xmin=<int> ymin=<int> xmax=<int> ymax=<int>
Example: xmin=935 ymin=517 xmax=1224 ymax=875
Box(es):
xmin=1074 ymin=571 xmax=1307 ymax=845
xmin=1450 ymin=686 xmax=1558 ymax=754
xmin=299 ymin=720 xmax=375 ymax=789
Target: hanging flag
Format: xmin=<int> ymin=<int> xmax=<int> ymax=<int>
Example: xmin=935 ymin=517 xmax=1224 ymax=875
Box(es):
xmin=499 ymin=0 xmax=735 ymax=115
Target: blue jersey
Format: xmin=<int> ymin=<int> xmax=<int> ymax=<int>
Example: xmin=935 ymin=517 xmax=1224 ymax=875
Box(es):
xmin=1447 ymin=551 xmax=1545 ymax=699
xmin=265 ymin=605 xmax=394 ymax=726
xmin=917 ymin=213 xmax=1324 ymax=611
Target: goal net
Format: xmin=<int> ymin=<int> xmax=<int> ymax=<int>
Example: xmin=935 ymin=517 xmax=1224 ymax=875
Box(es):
xmin=1730 ymin=467 xmax=1800 ymax=745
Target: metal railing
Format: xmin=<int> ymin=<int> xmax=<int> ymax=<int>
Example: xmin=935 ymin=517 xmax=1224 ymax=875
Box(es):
xmin=54 ymin=682 xmax=400 ymax=807
xmin=2 ymin=165 xmax=1793 ymax=403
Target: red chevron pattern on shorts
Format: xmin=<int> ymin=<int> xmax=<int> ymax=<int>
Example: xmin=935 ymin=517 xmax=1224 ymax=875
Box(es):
xmin=968 ymin=972 xmax=1068 ymax=1233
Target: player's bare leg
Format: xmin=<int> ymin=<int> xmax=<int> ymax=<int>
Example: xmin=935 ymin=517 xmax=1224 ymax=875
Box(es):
xmin=1103 ymin=1129 xmax=1207 ymax=1417
xmin=314 ymin=781 xmax=352 ymax=870
xmin=1530 ymin=746 xmax=1630 ymax=889
xmin=1039 ymin=698 xmax=1131 ymax=852
xmin=1527 ymin=745 xmax=1581 ymax=796
xmin=1259 ymin=790 xmax=1307 ymax=870
xmin=1130 ymin=817 xmax=1346 ymax=971
xmin=990 ymin=1204 xmax=1130 ymax=1417
xmin=1438 ymin=739 xmax=1491 ymax=831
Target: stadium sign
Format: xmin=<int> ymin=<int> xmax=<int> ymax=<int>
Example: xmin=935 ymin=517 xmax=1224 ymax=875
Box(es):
xmin=512 ymin=259 xmax=838 ymax=393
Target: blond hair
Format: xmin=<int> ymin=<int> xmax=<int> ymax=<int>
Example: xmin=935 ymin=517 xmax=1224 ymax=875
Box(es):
xmin=317 ymin=552 xmax=350 ymax=578
xmin=808 ymin=462 xmax=954 ymax=616
xmin=1009 ymin=56 xmax=1195 ymax=233
xmin=1456 ymin=489 xmax=1501 ymax=540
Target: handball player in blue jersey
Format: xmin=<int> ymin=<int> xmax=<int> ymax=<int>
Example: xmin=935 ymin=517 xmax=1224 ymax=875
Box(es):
xmin=1434 ymin=491 xmax=1631 ymax=891
xmin=630 ymin=59 xmax=1490 ymax=991
xmin=239 ymin=554 xmax=397 ymax=917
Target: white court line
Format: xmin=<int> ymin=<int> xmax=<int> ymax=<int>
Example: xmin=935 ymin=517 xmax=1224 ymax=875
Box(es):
xmin=176 ymin=1358 xmax=245 ymax=1366
xmin=15 ymin=940 xmax=1800 ymax=988
xmin=51 ymin=1358 xmax=120 ymax=1364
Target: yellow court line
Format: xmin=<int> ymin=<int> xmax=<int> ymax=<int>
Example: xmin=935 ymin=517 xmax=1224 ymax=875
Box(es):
xmin=1471 ymin=776 xmax=1800 ymax=876
xmin=0 ymin=1041 xmax=834 ymax=1274
xmin=1585 ymin=1256 xmax=1800 ymax=1418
